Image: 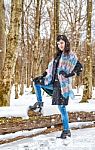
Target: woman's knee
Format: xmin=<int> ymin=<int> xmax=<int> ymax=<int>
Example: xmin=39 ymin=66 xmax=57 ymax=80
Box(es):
xmin=58 ymin=105 xmax=66 ymax=113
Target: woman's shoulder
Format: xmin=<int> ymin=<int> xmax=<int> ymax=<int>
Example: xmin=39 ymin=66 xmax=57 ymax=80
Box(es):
xmin=69 ymin=51 xmax=77 ymax=57
xmin=70 ymin=50 xmax=76 ymax=55
xmin=69 ymin=51 xmax=78 ymax=61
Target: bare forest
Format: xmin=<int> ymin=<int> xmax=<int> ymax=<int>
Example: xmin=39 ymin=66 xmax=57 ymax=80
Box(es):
xmin=0 ymin=0 xmax=95 ymax=106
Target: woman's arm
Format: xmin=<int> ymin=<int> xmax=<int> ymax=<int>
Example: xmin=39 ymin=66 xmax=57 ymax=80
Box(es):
xmin=33 ymin=59 xmax=54 ymax=85
xmin=59 ymin=60 xmax=83 ymax=78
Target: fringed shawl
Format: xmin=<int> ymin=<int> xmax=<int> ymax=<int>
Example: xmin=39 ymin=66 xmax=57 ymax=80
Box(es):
xmin=44 ymin=51 xmax=78 ymax=99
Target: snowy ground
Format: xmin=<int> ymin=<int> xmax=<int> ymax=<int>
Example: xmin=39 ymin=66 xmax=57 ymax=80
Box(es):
xmin=0 ymin=85 xmax=95 ymax=119
xmin=0 ymin=85 xmax=95 ymax=149
xmin=0 ymin=127 xmax=95 ymax=150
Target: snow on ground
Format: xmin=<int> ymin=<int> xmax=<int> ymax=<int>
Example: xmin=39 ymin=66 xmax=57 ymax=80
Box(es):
xmin=0 ymin=85 xmax=95 ymax=118
xmin=0 ymin=127 xmax=95 ymax=150
xmin=0 ymin=127 xmax=47 ymax=141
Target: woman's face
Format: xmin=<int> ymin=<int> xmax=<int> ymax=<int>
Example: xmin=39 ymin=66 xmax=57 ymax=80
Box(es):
xmin=57 ymin=39 xmax=65 ymax=51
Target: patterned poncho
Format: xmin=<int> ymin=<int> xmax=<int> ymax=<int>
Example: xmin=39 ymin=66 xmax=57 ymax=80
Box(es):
xmin=44 ymin=51 xmax=78 ymax=99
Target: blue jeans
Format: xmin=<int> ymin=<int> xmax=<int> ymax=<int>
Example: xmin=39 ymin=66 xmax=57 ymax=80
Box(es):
xmin=34 ymin=83 xmax=70 ymax=130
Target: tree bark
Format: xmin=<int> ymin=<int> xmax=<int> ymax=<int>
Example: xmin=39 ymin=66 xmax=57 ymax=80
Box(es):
xmin=19 ymin=0 xmax=25 ymax=95
xmin=15 ymin=58 xmax=20 ymax=99
xmin=81 ymin=0 xmax=92 ymax=102
xmin=0 ymin=0 xmax=6 ymax=76
xmin=26 ymin=9 xmax=31 ymax=88
xmin=32 ymin=0 xmax=42 ymax=78
xmin=54 ymin=0 xmax=60 ymax=49
xmin=0 ymin=0 xmax=22 ymax=106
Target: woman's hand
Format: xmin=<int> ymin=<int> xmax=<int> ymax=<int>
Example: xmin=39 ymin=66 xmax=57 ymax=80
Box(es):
xmin=59 ymin=70 xmax=75 ymax=78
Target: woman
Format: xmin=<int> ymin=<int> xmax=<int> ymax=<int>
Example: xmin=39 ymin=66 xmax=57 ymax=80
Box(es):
xmin=29 ymin=35 xmax=83 ymax=139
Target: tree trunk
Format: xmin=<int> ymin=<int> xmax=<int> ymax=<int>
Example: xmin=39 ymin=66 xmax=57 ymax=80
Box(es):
xmin=0 ymin=0 xmax=22 ymax=106
xmin=20 ymin=0 xmax=25 ymax=95
xmin=15 ymin=58 xmax=19 ymax=99
xmin=26 ymin=9 xmax=31 ymax=88
xmin=45 ymin=0 xmax=55 ymax=60
xmin=19 ymin=57 xmax=25 ymax=95
xmin=0 ymin=0 xmax=6 ymax=76
xmin=81 ymin=0 xmax=92 ymax=102
xmin=54 ymin=0 xmax=60 ymax=49
xmin=32 ymin=0 xmax=42 ymax=78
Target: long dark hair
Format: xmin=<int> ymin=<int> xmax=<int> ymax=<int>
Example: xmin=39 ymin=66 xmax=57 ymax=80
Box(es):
xmin=54 ymin=35 xmax=70 ymax=59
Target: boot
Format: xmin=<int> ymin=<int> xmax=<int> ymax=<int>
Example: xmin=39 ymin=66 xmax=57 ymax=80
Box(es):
xmin=57 ymin=130 xmax=71 ymax=139
xmin=29 ymin=102 xmax=43 ymax=112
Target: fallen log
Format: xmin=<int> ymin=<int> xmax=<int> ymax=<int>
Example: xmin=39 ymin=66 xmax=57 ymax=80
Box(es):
xmin=0 ymin=111 xmax=95 ymax=135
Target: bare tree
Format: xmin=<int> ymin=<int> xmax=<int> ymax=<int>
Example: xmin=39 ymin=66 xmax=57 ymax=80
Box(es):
xmin=54 ymin=0 xmax=60 ymax=48
xmin=19 ymin=0 xmax=26 ymax=95
xmin=0 ymin=0 xmax=22 ymax=106
xmin=15 ymin=57 xmax=20 ymax=99
xmin=60 ymin=0 xmax=86 ymax=52
xmin=81 ymin=0 xmax=92 ymax=102
xmin=0 ymin=0 xmax=6 ymax=76
xmin=26 ymin=6 xmax=31 ymax=88
xmin=45 ymin=0 xmax=55 ymax=59
xmin=32 ymin=0 xmax=42 ymax=78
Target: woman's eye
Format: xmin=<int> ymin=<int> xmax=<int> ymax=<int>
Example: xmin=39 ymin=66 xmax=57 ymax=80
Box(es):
xmin=59 ymin=43 xmax=63 ymax=45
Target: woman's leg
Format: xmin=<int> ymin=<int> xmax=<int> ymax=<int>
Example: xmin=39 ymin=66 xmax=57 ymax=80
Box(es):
xmin=58 ymin=105 xmax=69 ymax=130
xmin=58 ymin=105 xmax=71 ymax=138
xmin=33 ymin=83 xmax=43 ymax=103
xmin=29 ymin=83 xmax=53 ymax=111
xmin=34 ymin=83 xmax=53 ymax=102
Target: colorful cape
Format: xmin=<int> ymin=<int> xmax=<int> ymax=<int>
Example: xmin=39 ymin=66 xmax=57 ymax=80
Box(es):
xmin=44 ymin=51 xmax=78 ymax=99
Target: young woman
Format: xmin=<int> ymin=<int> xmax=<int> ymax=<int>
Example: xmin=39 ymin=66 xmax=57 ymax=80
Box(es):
xmin=29 ymin=35 xmax=83 ymax=139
